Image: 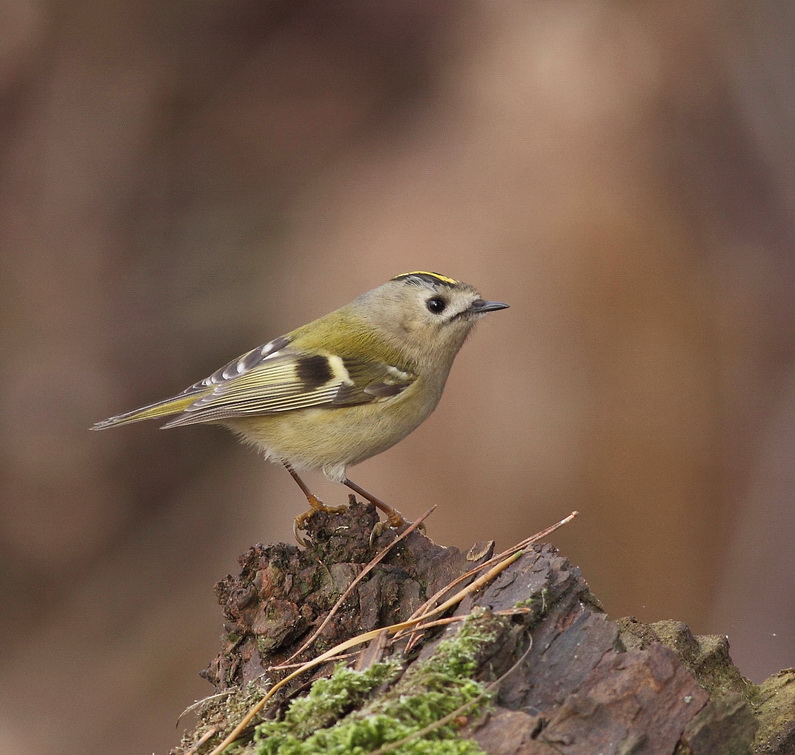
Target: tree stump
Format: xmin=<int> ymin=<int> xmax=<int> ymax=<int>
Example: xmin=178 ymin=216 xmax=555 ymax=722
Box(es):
xmin=173 ymin=502 xmax=795 ymax=754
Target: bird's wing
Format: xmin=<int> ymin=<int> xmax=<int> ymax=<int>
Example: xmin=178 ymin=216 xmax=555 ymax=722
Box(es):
xmin=161 ymin=340 xmax=417 ymax=427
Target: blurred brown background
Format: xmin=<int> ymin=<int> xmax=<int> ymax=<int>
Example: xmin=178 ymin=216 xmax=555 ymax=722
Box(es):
xmin=2 ymin=2 xmax=795 ymax=753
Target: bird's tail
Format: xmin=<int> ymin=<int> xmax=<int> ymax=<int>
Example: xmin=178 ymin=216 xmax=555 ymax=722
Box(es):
xmin=90 ymin=394 xmax=197 ymax=430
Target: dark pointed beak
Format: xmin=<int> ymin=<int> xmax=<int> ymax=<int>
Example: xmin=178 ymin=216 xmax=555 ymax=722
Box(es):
xmin=468 ymin=299 xmax=509 ymax=314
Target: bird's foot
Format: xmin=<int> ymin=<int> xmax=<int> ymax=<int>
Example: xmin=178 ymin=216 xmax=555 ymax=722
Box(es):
xmin=368 ymin=511 xmax=425 ymax=547
xmin=293 ymin=495 xmax=348 ymax=546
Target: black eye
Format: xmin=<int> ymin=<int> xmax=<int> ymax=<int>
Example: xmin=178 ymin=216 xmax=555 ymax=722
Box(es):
xmin=426 ymin=296 xmax=447 ymax=314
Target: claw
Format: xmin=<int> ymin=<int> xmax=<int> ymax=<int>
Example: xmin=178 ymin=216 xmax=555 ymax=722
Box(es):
xmin=368 ymin=520 xmax=388 ymax=548
xmin=293 ymin=517 xmax=310 ymax=547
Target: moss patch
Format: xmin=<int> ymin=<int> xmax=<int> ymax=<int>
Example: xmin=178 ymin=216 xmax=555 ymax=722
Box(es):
xmin=249 ymin=611 xmax=502 ymax=754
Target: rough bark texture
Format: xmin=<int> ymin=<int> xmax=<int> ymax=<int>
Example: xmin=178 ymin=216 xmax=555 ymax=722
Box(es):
xmin=176 ymin=502 xmax=795 ymax=754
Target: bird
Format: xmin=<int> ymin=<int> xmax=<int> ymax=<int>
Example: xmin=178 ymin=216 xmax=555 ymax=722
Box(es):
xmin=92 ymin=271 xmax=509 ymax=541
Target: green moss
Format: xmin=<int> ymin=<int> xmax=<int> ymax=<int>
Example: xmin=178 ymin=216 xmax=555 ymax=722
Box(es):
xmin=251 ymin=611 xmax=501 ymax=754
xmin=255 ymin=660 xmax=402 ymax=747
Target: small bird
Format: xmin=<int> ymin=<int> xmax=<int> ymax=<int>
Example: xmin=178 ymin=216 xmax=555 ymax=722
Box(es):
xmin=92 ymin=271 xmax=508 ymax=540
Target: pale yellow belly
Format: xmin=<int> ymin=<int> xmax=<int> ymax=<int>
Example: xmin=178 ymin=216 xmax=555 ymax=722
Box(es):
xmin=222 ymin=388 xmax=438 ymax=481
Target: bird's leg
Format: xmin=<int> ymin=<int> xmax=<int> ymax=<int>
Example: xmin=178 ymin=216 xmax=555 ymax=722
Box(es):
xmin=284 ymin=461 xmax=325 ymax=511
xmin=284 ymin=462 xmax=346 ymax=544
xmin=343 ymin=477 xmax=409 ymax=529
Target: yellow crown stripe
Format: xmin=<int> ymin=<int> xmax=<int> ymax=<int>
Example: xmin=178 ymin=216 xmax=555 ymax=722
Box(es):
xmin=391 ymin=271 xmax=459 ymax=285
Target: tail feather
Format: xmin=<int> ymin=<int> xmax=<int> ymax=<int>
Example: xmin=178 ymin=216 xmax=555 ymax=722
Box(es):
xmin=91 ymin=394 xmax=198 ymax=430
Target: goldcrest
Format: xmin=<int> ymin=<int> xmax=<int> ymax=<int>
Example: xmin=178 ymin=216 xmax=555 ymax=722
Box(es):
xmin=92 ymin=271 xmax=508 ymax=537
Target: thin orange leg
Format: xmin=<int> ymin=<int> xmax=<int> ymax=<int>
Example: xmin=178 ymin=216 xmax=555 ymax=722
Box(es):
xmin=343 ymin=477 xmax=408 ymax=529
xmin=284 ymin=462 xmax=346 ymax=544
